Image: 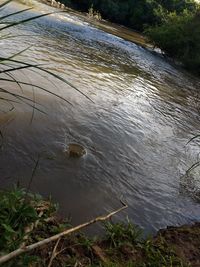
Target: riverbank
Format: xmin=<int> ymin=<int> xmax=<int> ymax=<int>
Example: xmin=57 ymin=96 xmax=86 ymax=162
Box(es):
xmin=0 ymin=188 xmax=199 ymax=266
xmin=37 ymin=0 xmax=200 ymax=75
xmin=36 ymin=0 xmax=151 ymax=49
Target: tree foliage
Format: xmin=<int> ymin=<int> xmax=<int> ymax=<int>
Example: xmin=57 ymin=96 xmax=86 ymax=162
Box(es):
xmin=146 ymin=10 xmax=200 ymax=73
xmin=61 ymin=0 xmax=199 ymax=73
xmin=61 ymin=0 xmax=198 ymax=31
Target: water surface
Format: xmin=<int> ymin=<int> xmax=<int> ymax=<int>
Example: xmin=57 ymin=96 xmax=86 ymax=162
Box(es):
xmin=0 ymin=0 xmax=200 ymax=233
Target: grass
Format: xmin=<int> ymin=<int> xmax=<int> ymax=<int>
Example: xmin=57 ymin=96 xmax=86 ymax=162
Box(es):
xmin=104 ymin=219 xmax=142 ymax=248
xmin=141 ymin=240 xmax=186 ymax=267
xmin=0 ymin=187 xmax=193 ymax=266
xmin=0 ymin=1 xmax=197 ymax=267
xmin=0 ymin=187 xmax=56 ymax=253
xmin=103 ymin=221 xmax=190 ymax=267
xmin=186 ymin=135 xmax=200 ymax=174
xmin=0 ymin=187 xmax=56 ymax=266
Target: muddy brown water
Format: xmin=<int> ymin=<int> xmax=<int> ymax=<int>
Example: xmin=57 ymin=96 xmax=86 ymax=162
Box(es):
xmin=1 ymin=0 xmax=200 ymax=234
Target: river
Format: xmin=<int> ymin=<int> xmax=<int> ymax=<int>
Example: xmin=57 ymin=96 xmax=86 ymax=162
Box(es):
xmin=0 ymin=0 xmax=200 ymax=234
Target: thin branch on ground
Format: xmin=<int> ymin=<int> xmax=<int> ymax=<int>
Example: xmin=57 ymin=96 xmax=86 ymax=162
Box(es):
xmin=0 ymin=202 xmax=128 ymax=265
xmin=48 ymin=238 xmax=61 ymax=267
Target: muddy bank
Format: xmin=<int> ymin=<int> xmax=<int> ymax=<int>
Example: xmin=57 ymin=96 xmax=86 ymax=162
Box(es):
xmin=154 ymin=223 xmax=200 ymax=267
xmin=32 ymin=221 xmax=199 ymax=266
xmin=1 ymin=188 xmax=199 ymax=267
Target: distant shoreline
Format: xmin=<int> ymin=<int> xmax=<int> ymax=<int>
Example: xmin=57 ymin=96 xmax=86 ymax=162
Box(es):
xmin=37 ymin=0 xmax=152 ymax=50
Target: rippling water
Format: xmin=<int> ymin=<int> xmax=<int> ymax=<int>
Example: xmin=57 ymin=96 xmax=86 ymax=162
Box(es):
xmin=1 ymin=0 xmax=200 ymax=233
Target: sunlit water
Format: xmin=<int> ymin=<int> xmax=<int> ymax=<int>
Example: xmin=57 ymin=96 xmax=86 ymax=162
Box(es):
xmin=1 ymin=0 xmax=200 ymax=234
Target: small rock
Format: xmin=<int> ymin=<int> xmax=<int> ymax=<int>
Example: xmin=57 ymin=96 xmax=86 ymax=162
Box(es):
xmin=67 ymin=143 xmax=86 ymax=158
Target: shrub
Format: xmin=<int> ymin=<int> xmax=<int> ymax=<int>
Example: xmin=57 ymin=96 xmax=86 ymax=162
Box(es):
xmin=146 ymin=10 xmax=200 ymax=74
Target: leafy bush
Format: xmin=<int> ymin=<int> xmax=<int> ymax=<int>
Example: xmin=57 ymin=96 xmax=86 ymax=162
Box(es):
xmin=0 ymin=187 xmax=53 ymax=253
xmin=146 ymin=10 xmax=200 ymax=73
xmin=104 ymin=219 xmax=142 ymax=248
xmin=60 ymin=0 xmax=198 ymax=31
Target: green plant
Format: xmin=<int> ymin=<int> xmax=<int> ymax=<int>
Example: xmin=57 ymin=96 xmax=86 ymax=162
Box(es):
xmin=185 ymin=134 xmax=200 ymax=173
xmin=141 ymin=239 xmax=189 ymax=267
xmin=0 ymin=187 xmax=36 ymax=252
xmin=0 ymin=187 xmax=57 ymax=266
xmin=61 ymin=0 xmax=198 ymax=31
xmin=78 ymin=233 xmax=94 ymax=253
xmin=51 ymin=221 xmax=72 ymax=234
xmin=104 ymin=219 xmax=142 ymax=248
xmin=0 ymin=187 xmax=54 ymax=253
xmin=146 ymin=9 xmax=200 ymax=73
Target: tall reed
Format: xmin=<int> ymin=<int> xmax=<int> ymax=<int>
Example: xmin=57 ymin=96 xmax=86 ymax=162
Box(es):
xmin=0 ymin=0 xmax=89 ymax=115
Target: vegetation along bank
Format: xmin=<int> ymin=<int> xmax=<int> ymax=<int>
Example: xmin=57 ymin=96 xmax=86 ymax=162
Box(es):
xmin=53 ymin=0 xmax=200 ymax=74
xmin=1 ymin=1 xmax=200 ymax=266
xmin=0 ymin=188 xmax=200 ymax=266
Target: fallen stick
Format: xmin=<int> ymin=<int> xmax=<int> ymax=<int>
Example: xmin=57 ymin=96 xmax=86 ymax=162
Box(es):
xmin=47 ymin=238 xmax=61 ymax=267
xmin=0 ymin=201 xmax=127 ymax=265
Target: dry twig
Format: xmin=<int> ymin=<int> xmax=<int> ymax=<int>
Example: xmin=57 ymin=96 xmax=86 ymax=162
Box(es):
xmin=47 ymin=238 xmax=61 ymax=267
xmin=0 ymin=202 xmax=127 ymax=265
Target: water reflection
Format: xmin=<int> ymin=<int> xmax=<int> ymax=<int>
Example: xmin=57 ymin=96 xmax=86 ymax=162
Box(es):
xmin=0 ymin=0 xmax=200 ymax=233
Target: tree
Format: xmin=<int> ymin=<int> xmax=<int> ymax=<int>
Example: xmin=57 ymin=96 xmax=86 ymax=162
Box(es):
xmin=146 ymin=10 xmax=200 ymax=73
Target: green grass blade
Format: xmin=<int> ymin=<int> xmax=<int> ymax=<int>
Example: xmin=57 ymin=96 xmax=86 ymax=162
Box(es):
xmin=0 ymin=7 xmax=33 ymax=21
xmin=0 ymin=46 xmax=32 ymax=63
xmin=1 ymin=57 xmax=91 ymax=102
xmin=0 ymin=97 xmax=18 ymax=113
xmin=186 ymin=161 xmax=200 ymax=174
xmin=0 ymin=63 xmax=43 ymax=73
xmin=0 ymin=87 xmax=45 ymax=111
xmin=0 ymin=96 xmax=19 ymax=104
xmin=3 ymin=72 xmax=24 ymax=93
xmin=0 ymin=78 xmax=72 ymax=105
xmin=36 ymin=67 xmax=93 ymax=102
xmin=0 ymin=11 xmax=66 ymax=31
xmin=0 ymin=64 xmax=57 ymax=104
xmin=0 ymin=3 xmax=91 ymax=112
xmin=0 ymin=0 xmax=12 ymax=9
xmin=186 ymin=135 xmax=200 ymax=145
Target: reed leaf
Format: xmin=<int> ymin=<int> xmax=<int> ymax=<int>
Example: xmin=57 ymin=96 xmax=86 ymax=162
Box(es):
xmin=0 ymin=0 xmax=90 ymax=114
xmin=0 ymin=10 xmax=67 ymax=31
xmin=0 ymin=7 xmax=33 ymax=21
xmin=186 ymin=135 xmax=200 ymax=145
xmin=0 ymin=0 xmax=12 ymax=9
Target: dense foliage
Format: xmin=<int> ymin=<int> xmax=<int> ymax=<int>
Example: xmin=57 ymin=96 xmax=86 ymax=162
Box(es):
xmin=146 ymin=9 xmax=200 ymax=73
xmin=0 ymin=188 xmax=190 ymax=266
xmin=61 ymin=0 xmax=200 ymax=74
xmin=62 ymin=0 xmax=198 ymax=31
xmin=0 ymin=188 xmax=55 ymax=254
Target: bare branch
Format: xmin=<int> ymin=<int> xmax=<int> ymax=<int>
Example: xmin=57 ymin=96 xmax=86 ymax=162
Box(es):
xmin=0 ymin=202 xmax=128 ymax=265
xmin=48 ymin=238 xmax=61 ymax=267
